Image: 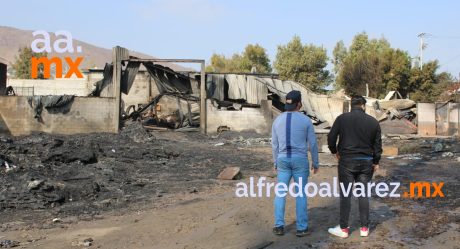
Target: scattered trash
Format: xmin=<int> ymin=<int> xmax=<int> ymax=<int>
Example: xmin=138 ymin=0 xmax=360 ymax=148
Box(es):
xmin=442 ymin=152 xmax=454 ymax=158
xmin=1 ymin=160 xmax=17 ymax=172
xmin=72 ymin=238 xmax=93 ymax=247
xmin=83 ymin=238 xmax=93 ymax=247
xmin=433 ymin=143 xmax=444 ymax=152
xmin=0 ymin=240 xmax=20 ymax=248
xmin=230 ymin=137 xmax=271 ymax=146
xmin=400 ymin=154 xmax=422 ymax=160
xmin=27 ymin=180 xmax=44 ymax=191
xmin=217 ymin=167 xmax=242 ymax=180
xmin=214 ymin=142 xmax=225 ymax=147
xmin=217 ymin=126 xmax=230 ymax=133
xmin=52 ymin=218 xmax=62 ymax=223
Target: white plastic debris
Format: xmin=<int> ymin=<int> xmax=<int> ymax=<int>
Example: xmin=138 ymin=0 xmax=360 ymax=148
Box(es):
xmin=442 ymin=152 xmax=454 ymax=158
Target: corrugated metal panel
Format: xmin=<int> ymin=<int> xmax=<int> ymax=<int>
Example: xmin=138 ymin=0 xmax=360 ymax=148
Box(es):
xmin=273 ymin=79 xmax=286 ymax=95
xmin=246 ymin=76 xmax=268 ymax=104
xmin=206 ymin=74 xmax=224 ymax=101
xmin=260 ymin=78 xmax=282 ymax=96
xmin=225 ymin=74 xmax=247 ymax=99
xmin=207 ymin=74 xmax=346 ymax=125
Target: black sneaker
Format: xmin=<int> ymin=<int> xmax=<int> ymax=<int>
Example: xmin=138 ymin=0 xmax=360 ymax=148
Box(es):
xmin=296 ymin=228 xmax=310 ymax=237
xmin=273 ymin=226 xmax=285 ymax=236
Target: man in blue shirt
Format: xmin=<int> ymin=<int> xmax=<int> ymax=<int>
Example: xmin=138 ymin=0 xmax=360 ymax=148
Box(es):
xmin=271 ymin=90 xmax=319 ymax=237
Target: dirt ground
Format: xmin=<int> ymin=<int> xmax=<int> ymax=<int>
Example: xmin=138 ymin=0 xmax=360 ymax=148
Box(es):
xmin=0 ymin=124 xmax=459 ymax=249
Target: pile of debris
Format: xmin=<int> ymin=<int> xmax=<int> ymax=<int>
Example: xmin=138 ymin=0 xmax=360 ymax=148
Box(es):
xmin=0 ymin=122 xmax=174 ymax=219
xmin=364 ymin=93 xmax=418 ymax=134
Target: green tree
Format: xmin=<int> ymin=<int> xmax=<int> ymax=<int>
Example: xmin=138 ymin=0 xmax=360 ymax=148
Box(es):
xmin=408 ymin=60 xmax=450 ymax=102
xmin=205 ymin=54 xmax=228 ymax=72
xmin=332 ymin=40 xmax=347 ymax=74
xmin=240 ymin=44 xmax=272 ymax=73
xmin=12 ymin=47 xmax=47 ymax=79
xmin=274 ymin=36 xmax=331 ymax=91
xmin=382 ymin=49 xmax=411 ymax=96
xmin=206 ymin=44 xmax=271 ymax=73
xmin=335 ymin=32 xmax=411 ymax=98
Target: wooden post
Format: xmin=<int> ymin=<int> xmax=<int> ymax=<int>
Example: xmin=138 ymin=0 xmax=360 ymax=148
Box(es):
xmin=200 ymin=61 xmax=206 ymax=134
xmin=112 ymin=46 xmax=129 ymax=133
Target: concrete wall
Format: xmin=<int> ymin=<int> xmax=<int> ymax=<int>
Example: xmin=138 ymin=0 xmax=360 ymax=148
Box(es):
xmin=156 ymin=95 xmax=199 ymax=118
xmin=449 ymin=103 xmax=460 ymax=136
xmin=417 ymin=103 xmax=436 ymax=136
xmin=122 ymin=72 xmax=156 ymax=109
xmin=206 ymin=99 xmax=272 ymax=134
xmin=0 ymin=96 xmax=117 ymax=136
xmin=417 ymin=102 xmax=459 ymax=136
xmin=8 ymin=78 xmax=90 ymax=96
xmin=8 ymin=71 xmax=157 ymax=109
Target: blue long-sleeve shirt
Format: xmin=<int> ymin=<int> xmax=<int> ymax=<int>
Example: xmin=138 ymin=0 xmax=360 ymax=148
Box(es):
xmin=271 ymin=112 xmax=319 ymax=168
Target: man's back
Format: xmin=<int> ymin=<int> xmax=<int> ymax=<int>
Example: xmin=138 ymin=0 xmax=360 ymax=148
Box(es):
xmin=272 ymin=112 xmax=319 ymax=165
xmin=328 ymin=108 xmax=382 ymax=163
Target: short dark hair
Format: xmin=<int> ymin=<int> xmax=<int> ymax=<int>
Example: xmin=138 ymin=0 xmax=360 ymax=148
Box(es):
xmin=351 ymin=95 xmax=367 ymax=107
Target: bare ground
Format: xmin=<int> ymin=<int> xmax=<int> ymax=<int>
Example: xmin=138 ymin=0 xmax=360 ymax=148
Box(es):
xmin=0 ymin=125 xmax=459 ymax=249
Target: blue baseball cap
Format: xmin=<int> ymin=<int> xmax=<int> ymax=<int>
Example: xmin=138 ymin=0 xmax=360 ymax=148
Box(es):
xmin=285 ymin=90 xmax=302 ymax=111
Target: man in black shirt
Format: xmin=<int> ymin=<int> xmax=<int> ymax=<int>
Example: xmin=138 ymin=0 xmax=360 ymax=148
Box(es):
xmin=327 ymin=95 xmax=382 ymax=238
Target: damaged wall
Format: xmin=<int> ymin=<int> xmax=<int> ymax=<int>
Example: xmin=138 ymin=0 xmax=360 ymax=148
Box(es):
xmin=0 ymin=96 xmax=117 ymax=136
xmin=417 ymin=102 xmax=460 ymax=136
xmin=206 ymin=99 xmax=272 ymax=134
xmin=8 ymin=71 xmax=157 ymax=110
xmin=7 ymin=78 xmax=90 ymax=96
xmin=88 ymin=70 xmax=156 ymax=109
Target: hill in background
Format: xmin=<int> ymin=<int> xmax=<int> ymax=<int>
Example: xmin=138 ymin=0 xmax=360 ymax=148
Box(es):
xmin=0 ymin=26 xmax=191 ymax=72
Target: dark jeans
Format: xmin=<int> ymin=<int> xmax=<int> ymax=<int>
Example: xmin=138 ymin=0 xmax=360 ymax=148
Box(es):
xmin=338 ymin=158 xmax=374 ymax=229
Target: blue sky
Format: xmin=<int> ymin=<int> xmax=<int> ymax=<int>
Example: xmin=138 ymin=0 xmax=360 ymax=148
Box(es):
xmin=1 ymin=0 xmax=460 ymax=76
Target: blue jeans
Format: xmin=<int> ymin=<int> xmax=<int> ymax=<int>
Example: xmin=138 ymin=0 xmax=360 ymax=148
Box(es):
xmin=274 ymin=157 xmax=309 ymax=230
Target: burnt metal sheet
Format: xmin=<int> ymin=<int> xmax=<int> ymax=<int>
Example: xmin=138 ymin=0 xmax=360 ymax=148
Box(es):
xmin=246 ymin=76 xmax=268 ymax=105
xmin=206 ymin=74 xmax=225 ymax=101
xmin=206 ymin=74 xmax=346 ymax=125
xmin=253 ymin=77 xmax=345 ymax=124
xmin=121 ymin=61 xmax=141 ymax=94
xmin=225 ymin=74 xmax=247 ymax=100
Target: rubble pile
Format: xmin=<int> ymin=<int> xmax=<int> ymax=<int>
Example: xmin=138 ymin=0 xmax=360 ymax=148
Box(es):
xmin=0 ymin=122 xmax=179 ymax=217
xmin=0 ymin=122 xmax=272 ymax=224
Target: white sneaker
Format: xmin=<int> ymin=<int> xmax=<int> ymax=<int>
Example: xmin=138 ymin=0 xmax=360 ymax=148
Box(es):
xmin=360 ymin=227 xmax=369 ymax=237
xmin=328 ymin=225 xmax=349 ymax=238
